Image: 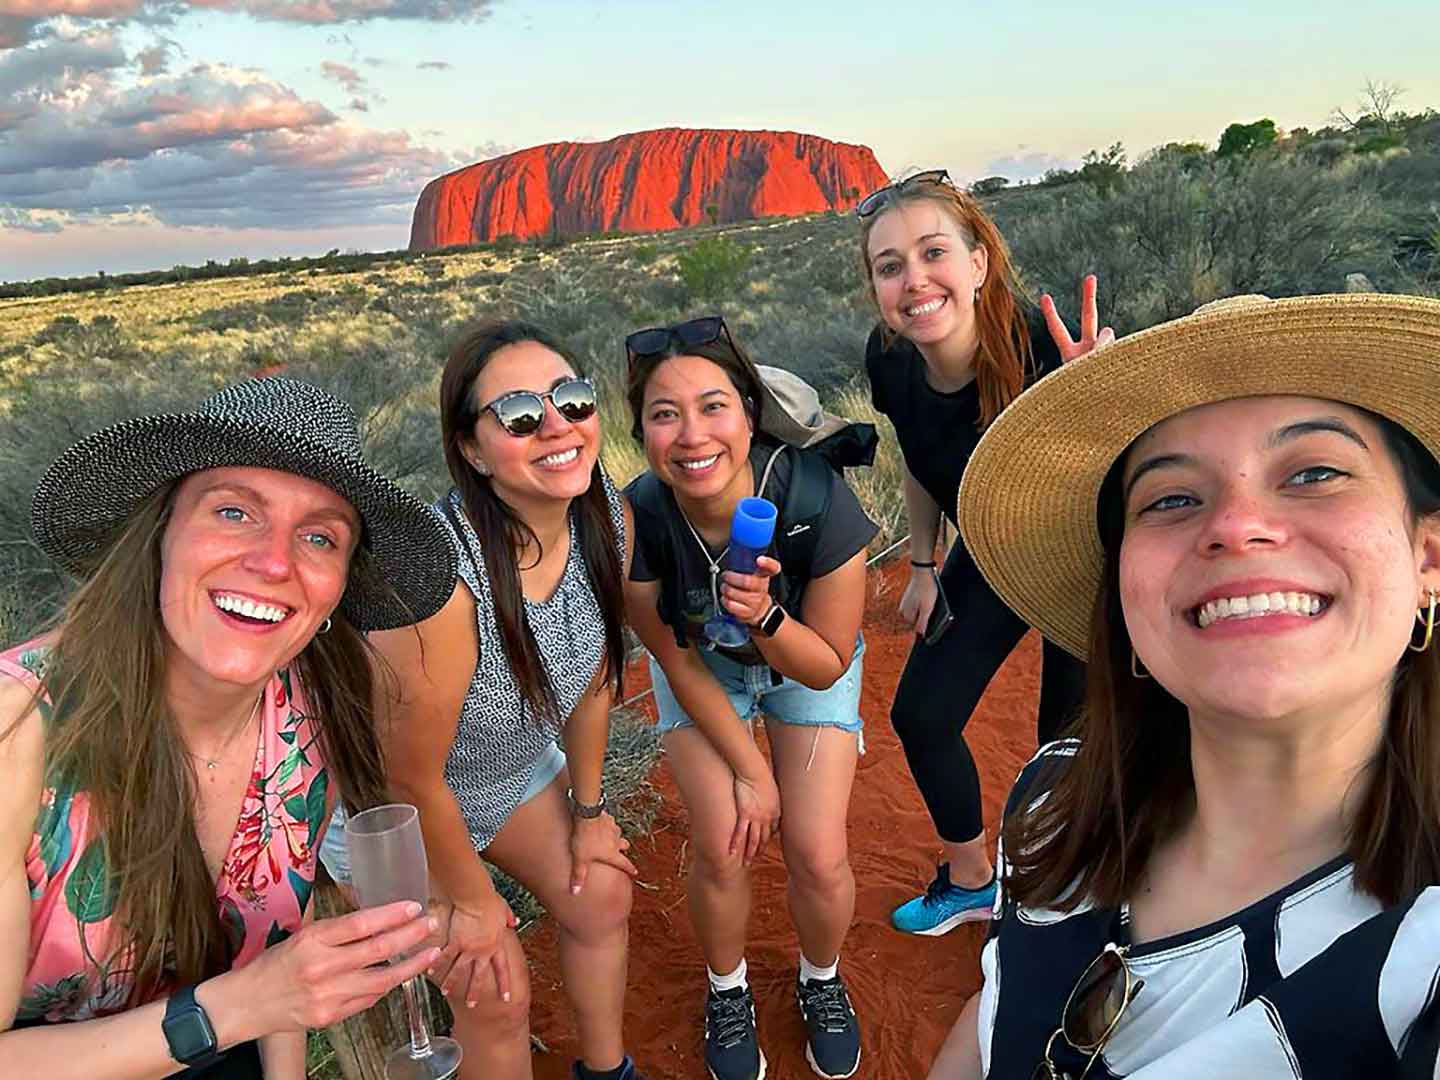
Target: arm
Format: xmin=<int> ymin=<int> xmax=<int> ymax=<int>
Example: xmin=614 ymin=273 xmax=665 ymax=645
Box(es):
xmin=898 ymin=463 xmax=944 ymax=637
xmin=0 ymin=680 xmax=437 ymax=1077
xmin=732 ymin=549 xmax=867 ymax=690
xmin=369 ymin=582 xmax=518 ymax=1005
xmin=926 ymin=992 xmax=984 ymax=1080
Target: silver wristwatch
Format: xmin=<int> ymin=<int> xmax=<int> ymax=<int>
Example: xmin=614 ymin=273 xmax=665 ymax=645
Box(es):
xmin=567 ymin=787 xmax=607 ymax=819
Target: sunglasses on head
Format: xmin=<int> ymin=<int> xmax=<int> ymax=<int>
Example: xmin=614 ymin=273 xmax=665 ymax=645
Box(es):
xmin=624 ymin=316 xmax=733 ymax=367
xmin=1032 ymin=942 xmax=1144 ymax=1080
xmin=479 ymin=376 xmax=597 ymax=437
xmin=855 ymin=169 xmax=955 ymax=219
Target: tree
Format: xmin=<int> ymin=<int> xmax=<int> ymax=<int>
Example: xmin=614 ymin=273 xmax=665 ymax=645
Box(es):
xmin=1333 ymin=79 xmax=1406 ymax=136
xmin=1079 ymin=142 xmax=1127 ymax=194
xmin=969 ymin=176 xmax=1010 ymax=196
xmin=1217 ymin=119 xmax=1278 ymax=159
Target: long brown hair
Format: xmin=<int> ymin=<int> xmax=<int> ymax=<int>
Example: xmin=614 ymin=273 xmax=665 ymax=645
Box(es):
xmin=28 ymin=485 xmax=389 ymax=1003
xmin=1004 ymin=413 xmax=1440 ymax=911
xmin=859 ymin=183 xmax=1034 ymax=429
xmin=439 ymin=320 xmax=626 ymax=726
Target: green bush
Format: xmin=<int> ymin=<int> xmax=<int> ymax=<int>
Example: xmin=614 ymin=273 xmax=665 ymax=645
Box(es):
xmin=676 ymin=236 xmax=751 ymax=300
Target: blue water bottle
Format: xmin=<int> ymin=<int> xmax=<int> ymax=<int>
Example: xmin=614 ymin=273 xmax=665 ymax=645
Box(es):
xmin=703 ymin=496 xmax=778 ymax=649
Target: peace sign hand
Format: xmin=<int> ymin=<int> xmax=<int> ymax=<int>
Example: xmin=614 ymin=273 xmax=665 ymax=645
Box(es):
xmin=1040 ymin=273 xmax=1115 ymax=364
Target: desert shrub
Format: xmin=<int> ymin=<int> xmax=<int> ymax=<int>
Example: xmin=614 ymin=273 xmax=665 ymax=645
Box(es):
xmin=677 ymin=236 xmax=752 ymax=300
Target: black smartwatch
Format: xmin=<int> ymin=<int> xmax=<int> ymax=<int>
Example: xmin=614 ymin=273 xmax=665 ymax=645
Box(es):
xmin=755 ymin=602 xmax=787 ymax=638
xmin=163 ymin=984 xmax=223 ymax=1069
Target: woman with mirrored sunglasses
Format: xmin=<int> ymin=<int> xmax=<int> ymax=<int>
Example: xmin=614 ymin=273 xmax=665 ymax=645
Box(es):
xmin=315 ymin=320 xmax=649 ymax=1080
xmin=856 ymin=169 xmax=1111 ymax=938
xmin=929 ymin=294 xmax=1440 ymax=1080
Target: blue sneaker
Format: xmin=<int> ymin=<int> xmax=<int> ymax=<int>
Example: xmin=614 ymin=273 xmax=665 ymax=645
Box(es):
xmin=890 ymin=864 xmax=996 ymax=936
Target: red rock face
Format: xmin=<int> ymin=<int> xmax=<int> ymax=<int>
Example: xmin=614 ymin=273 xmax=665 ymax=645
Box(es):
xmin=409 ymin=128 xmax=889 ymax=249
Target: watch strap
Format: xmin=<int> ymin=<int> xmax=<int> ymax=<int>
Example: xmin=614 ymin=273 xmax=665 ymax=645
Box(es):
xmin=567 ymin=787 xmax=607 ymax=819
xmin=163 ymin=984 xmax=223 ymax=1068
xmin=756 ymin=602 xmax=786 ymax=638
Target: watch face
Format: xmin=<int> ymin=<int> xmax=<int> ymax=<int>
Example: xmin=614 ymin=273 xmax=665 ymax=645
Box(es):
xmin=165 ymin=1007 xmax=218 ymax=1062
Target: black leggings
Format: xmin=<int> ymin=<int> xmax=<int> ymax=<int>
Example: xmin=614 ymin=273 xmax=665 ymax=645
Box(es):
xmin=890 ymin=541 xmax=1087 ymax=845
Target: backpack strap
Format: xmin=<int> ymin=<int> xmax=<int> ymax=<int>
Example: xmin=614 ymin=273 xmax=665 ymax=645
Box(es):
xmin=764 ymin=446 xmax=833 ymax=614
xmin=626 ymin=472 xmax=689 ymax=649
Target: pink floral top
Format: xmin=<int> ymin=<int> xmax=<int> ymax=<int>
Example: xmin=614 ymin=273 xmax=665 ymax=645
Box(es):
xmin=2 ymin=640 xmax=333 ymax=1023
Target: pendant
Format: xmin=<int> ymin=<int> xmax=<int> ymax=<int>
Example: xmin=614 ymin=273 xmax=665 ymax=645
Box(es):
xmin=206 ymin=760 xmax=217 ymax=770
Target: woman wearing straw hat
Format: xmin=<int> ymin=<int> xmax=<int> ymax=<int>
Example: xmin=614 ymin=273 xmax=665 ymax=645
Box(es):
xmin=0 ymin=378 xmax=457 ymax=1078
xmin=930 ymin=293 xmax=1440 ymax=1080
xmin=317 ymin=321 xmax=648 ymax=1080
xmin=856 ymin=170 xmax=1107 ymax=936
xmin=622 ymin=317 xmax=877 ymax=1080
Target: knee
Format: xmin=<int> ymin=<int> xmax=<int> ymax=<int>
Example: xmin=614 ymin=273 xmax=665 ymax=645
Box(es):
xmin=783 ymin=838 xmax=851 ymax=897
xmin=558 ymin=863 xmax=633 ymax=941
xmin=888 ymin=681 xmax=931 ymax=745
xmin=691 ymin=832 xmax=748 ymax=886
xmin=446 ymin=957 xmax=532 ymax=1040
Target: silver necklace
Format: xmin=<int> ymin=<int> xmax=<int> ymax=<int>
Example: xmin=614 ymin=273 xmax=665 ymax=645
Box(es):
xmin=187 ymin=691 xmax=263 ymax=771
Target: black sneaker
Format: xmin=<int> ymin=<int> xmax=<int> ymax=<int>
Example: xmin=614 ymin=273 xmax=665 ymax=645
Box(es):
xmin=796 ymin=975 xmax=861 ymax=1079
xmin=704 ymin=985 xmax=767 ymax=1080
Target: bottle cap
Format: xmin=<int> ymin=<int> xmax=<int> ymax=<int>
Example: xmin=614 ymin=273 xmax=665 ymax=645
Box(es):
xmin=730 ymin=497 xmax=777 ymax=550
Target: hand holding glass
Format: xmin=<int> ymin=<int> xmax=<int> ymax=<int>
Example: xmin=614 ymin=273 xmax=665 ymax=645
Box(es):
xmin=704 ymin=496 xmax=778 ymax=648
xmin=345 ymin=804 xmax=462 ymax=1080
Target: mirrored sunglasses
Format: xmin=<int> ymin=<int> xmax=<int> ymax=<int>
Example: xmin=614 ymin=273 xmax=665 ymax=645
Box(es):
xmin=482 ymin=376 xmax=597 ymax=437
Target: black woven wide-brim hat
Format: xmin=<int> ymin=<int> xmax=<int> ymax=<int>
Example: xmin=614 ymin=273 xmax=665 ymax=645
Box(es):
xmin=31 ymin=377 xmax=457 ymax=632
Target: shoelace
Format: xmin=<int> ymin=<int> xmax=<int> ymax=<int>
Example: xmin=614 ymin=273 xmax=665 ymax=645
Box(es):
xmin=707 ymin=992 xmax=755 ymax=1049
xmin=800 ymin=980 xmax=854 ymax=1033
xmin=923 ymin=871 xmax=954 ymax=906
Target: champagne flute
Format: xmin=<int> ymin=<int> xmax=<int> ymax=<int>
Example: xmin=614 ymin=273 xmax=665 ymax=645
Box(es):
xmin=345 ymin=804 xmax=463 ymax=1080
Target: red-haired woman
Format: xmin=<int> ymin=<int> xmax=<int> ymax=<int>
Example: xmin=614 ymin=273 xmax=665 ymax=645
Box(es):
xmin=857 ymin=172 xmax=1111 ymax=935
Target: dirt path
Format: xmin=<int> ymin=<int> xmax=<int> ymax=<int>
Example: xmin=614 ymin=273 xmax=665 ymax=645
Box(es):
xmin=525 ymin=560 xmax=1043 ymax=1078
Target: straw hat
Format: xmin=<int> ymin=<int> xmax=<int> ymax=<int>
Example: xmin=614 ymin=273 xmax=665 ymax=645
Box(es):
xmin=957 ymin=292 xmax=1440 ymax=659
xmin=32 ymin=377 xmax=458 ymax=631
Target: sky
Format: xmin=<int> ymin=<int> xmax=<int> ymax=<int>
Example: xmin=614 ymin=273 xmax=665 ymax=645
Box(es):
xmin=1 ymin=0 xmax=1438 ymax=281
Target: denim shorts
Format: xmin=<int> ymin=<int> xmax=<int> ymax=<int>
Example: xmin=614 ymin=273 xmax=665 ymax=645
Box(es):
xmin=317 ymin=740 xmax=566 ymax=885
xmin=649 ymin=635 xmax=865 ymax=749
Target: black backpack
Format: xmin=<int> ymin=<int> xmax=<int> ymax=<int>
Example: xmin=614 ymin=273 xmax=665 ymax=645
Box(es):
xmin=627 ymin=425 xmax=876 ymax=649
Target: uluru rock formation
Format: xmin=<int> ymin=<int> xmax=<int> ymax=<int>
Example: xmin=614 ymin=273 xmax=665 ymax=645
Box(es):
xmin=408 ymin=128 xmax=889 ymax=249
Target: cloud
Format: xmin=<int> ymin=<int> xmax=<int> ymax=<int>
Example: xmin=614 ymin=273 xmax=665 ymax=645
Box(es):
xmin=0 ymin=0 xmax=498 ymax=25
xmin=0 ymin=40 xmax=454 ymax=231
xmin=319 ymin=58 xmax=362 ymax=92
xmin=346 ymin=95 xmax=365 ymax=111
xmin=980 ymin=150 xmax=1079 ymax=182
xmin=134 ymin=38 xmax=167 ymax=72
xmin=0 ymin=14 xmax=41 ymax=45
xmin=416 ymin=59 xmax=449 ymax=69
xmin=0 ymin=204 xmax=62 ymax=230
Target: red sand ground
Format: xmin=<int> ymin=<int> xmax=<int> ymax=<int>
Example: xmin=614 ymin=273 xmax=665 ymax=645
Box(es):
xmin=525 ymin=560 xmax=1043 ymax=1078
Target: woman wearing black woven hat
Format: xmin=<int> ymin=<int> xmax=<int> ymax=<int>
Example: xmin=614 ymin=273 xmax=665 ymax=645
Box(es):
xmin=856 ymin=171 xmax=1109 ymax=936
xmin=931 ymin=293 xmax=1440 ymax=1080
xmin=316 ymin=321 xmax=646 ymax=1080
xmin=0 ymin=378 xmax=458 ymax=1078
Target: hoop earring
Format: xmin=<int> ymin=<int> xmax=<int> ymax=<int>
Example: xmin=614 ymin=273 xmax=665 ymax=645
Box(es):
xmin=1409 ymin=589 xmax=1437 ymax=653
xmin=1130 ymin=649 xmax=1150 ymax=679
xmin=319 ymin=617 xmax=332 ymax=636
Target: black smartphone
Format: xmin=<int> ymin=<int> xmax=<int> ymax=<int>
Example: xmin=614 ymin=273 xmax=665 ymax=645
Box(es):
xmin=923 ymin=573 xmax=954 ymax=646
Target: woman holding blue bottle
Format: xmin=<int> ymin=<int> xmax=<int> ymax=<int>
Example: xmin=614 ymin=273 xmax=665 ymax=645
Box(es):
xmin=623 ymin=317 xmax=876 ymax=1080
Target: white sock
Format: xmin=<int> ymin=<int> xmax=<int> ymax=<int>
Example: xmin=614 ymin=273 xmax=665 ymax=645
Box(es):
xmin=799 ymin=952 xmax=838 ymax=985
xmin=708 ymin=958 xmax=748 ymax=993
